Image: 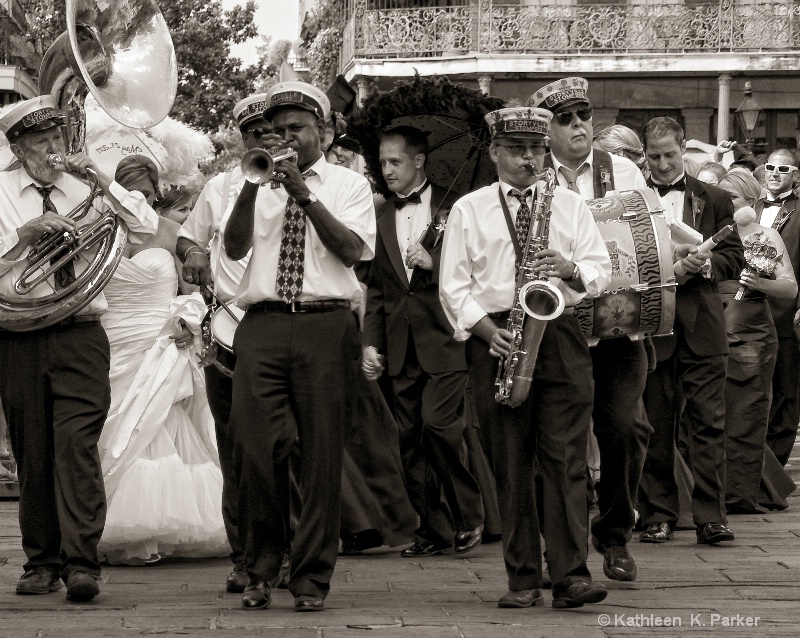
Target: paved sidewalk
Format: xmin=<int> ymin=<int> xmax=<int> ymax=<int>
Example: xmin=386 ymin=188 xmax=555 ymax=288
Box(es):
xmin=1 ymin=460 xmax=798 ymax=638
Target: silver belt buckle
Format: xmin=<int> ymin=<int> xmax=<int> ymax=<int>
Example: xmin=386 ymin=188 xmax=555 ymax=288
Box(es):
xmin=289 ymin=300 xmax=299 ymax=313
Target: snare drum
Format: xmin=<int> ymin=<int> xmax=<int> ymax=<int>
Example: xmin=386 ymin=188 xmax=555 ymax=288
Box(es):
xmin=576 ymin=189 xmax=676 ymax=344
xmin=209 ymin=301 xmax=245 ymax=377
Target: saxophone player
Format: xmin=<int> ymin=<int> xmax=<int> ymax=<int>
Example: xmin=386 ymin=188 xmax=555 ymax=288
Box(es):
xmin=439 ymin=106 xmax=612 ymax=609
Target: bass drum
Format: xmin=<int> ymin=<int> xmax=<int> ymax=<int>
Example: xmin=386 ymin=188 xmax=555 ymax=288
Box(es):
xmin=208 ymin=301 xmax=245 ymax=378
xmin=576 ymin=189 xmax=676 ymax=344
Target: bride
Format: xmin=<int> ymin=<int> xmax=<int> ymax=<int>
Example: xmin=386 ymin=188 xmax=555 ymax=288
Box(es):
xmin=97 ymin=156 xmax=228 ymax=564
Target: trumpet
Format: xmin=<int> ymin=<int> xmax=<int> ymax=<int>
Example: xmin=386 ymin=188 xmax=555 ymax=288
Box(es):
xmin=241 ymin=147 xmax=298 ymax=185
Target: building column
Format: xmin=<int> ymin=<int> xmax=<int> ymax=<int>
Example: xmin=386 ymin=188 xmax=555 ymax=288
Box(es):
xmin=356 ymin=77 xmax=372 ymax=106
xmin=717 ymin=74 xmax=732 ymax=144
xmin=478 ymin=75 xmax=493 ymax=95
xmin=681 ymin=108 xmax=714 ymax=144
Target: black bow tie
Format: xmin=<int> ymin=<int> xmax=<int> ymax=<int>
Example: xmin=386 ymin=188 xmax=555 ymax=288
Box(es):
xmin=649 ymin=178 xmax=685 ymax=198
xmin=764 ymin=196 xmax=789 ymax=208
xmin=395 ymin=192 xmax=422 ymax=210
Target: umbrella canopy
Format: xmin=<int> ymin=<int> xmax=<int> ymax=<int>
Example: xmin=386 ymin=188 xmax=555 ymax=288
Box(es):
xmin=347 ymin=76 xmax=506 ymax=199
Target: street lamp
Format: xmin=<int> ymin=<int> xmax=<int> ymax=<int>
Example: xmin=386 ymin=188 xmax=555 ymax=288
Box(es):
xmin=735 ymin=81 xmax=762 ymax=145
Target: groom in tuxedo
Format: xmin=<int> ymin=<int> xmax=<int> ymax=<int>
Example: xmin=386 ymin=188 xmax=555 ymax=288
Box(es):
xmin=362 ymin=125 xmax=484 ymax=558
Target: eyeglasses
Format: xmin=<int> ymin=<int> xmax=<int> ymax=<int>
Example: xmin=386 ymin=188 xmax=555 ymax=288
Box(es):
xmin=494 ymin=143 xmax=546 ymax=157
xmin=553 ymin=107 xmax=593 ymax=126
xmin=245 ymin=128 xmax=272 ymax=140
xmin=765 ymin=163 xmax=798 ymax=174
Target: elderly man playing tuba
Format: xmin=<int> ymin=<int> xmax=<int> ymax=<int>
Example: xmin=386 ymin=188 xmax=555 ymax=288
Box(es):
xmin=0 ymin=96 xmax=158 ymax=602
xmin=439 ymin=105 xmax=611 ymax=609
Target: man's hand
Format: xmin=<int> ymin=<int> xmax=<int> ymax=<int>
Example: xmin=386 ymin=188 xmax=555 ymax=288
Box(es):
xmin=271 ymin=158 xmax=309 ymax=202
xmin=182 ymin=251 xmax=212 ymax=287
xmin=674 ymin=244 xmax=711 ymax=274
xmin=17 ymin=212 xmax=75 ymax=246
xmin=488 ymin=327 xmax=513 ymax=358
xmin=61 ymin=152 xmax=98 ymax=179
xmin=715 ymin=140 xmax=737 ymax=155
xmin=405 ymin=243 xmax=433 ymax=270
xmin=362 ymin=346 xmax=385 ymax=381
xmin=532 ymin=249 xmax=574 ymax=279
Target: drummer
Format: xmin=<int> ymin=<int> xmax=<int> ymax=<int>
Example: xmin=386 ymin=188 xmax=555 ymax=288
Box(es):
xmin=176 ymin=92 xmax=270 ymax=595
xmin=527 ymin=78 xmax=650 ymax=583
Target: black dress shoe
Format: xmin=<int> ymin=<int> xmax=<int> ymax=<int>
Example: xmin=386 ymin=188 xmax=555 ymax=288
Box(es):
xmin=498 ymin=589 xmax=544 ymax=608
xmin=242 ymin=582 xmax=271 ymax=610
xmin=696 ymin=522 xmax=735 ymax=545
xmin=16 ymin=566 xmax=62 ymax=595
xmin=295 ymin=594 xmax=324 ymax=611
xmin=603 ymin=545 xmax=637 ymax=581
xmin=65 ymin=571 xmax=99 ymax=602
xmin=455 ymin=526 xmax=483 ymax=555
xmin=400 ymin=539 xmax=453 ymax=557
xmin=552 ymin=580 xmax=607 ymax=609
xmin=226 ymin=562 xmax=248 ymax=594
xmin=638 ymin=521 xmax=674 ymax=543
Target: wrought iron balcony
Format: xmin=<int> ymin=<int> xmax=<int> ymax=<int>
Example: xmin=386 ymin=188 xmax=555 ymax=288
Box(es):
xmin=341 ymin=0 xmax=800 ymax=63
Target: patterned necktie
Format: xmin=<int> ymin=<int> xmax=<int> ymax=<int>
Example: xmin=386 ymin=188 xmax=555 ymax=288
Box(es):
xmin=510 ymin=188 xmax=532 ymax=265
xmin=275 ymin=170 xmax=317 ymax=303
xmin=558 ymin=164 xmax=589 ymax=194
xmin=35 ymin=184 xmax=76 ymax=291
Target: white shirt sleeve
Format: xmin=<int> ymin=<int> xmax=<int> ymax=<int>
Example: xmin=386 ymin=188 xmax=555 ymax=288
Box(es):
xmin=107 ymin=181 xmax=159 ymax=245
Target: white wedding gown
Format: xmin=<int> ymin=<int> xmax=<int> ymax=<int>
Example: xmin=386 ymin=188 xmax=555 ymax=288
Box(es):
xmin=97 ymin=247 xmax=229 ymax=564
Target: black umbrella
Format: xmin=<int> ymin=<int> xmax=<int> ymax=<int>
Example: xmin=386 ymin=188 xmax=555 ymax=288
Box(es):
xmin=347 ymin=76 xmax=506 ymax=200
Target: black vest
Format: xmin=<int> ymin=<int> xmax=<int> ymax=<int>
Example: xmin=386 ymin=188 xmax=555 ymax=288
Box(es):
xmin=544 ymin=149 xmax=616 ymax=198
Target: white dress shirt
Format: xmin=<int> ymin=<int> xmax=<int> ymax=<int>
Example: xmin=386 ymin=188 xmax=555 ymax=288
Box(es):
xmin=551 ymin=150 xmax=647 ymax=199
xmin=395 ymin=182 xmax=432 ymax=282
xmin=178 ymin=166 xmax=250 ymax=303
xmin=233 ymin=154 xmax=376 ymax=308
xmin=649 ymin=173 xmax=686 ymax=224
xmin=760 ymin=190 xmax=793 ymax=229
xmin=439 ymin=179 xmax=612 ymax=341
xmin=0 ymin=166 xmax=158 ymax=316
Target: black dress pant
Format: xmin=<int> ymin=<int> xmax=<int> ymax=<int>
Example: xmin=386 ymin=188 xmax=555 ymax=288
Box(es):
xmin=230 ymin=308 xmax=359 ymax=599
xmin=639 ymin=333 xmax=728 ymax=527
xmin=0 ymin=322 xmax=110 ymax=581
xmin=467 ymin=314 xmax=594 ymax=592
xmin=590 ymin=337 xmax=651 ymax=547
xmin=391 ymin=338 xmax=483 ymax=545
xmin=203 ymin=364 xmax=242 ymax=564
xmin=767 ymin=336 xmax=800 ymax=466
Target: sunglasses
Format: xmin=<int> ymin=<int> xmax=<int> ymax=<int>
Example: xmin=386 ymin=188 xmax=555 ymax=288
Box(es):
xmin=553 ymin=107 xmax=593 ymax=126
xmin=245 ymin=128 xmax=272 ymax=140
xmin=495 ymin=142 xmax=546 ymax=157
xmin=765 ymin=163 xmax=798 ymax=174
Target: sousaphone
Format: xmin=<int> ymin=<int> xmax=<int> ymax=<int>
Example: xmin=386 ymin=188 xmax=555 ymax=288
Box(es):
xmin=0 ymin=0 xmax=177 ymax=331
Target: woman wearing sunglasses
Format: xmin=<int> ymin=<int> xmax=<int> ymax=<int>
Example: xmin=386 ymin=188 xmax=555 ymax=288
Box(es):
xmin=753 ymin=150 xmax=800 ymax=469
xmin=716 ymin=169 xmax=797 ymax=513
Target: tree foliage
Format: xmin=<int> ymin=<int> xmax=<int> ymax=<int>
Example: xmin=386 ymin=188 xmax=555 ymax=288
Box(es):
xmin=18 ymin=0 xmax=262 ymax=133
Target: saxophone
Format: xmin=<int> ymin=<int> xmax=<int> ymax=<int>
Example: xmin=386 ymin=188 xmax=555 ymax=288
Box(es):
xmin=494 ymin=168 xmax=564 ymax=407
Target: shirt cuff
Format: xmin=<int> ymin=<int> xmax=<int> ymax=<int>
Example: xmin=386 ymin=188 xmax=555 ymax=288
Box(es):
xmin=0 ymin=230 xmax=20 ymax=258
xmin=460 ymin=299 xmax=489 ymax=335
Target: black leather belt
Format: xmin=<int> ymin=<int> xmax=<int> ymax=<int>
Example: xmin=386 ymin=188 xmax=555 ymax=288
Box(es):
xmin=247 ymin=299 xmax=350 ymax=314
xmin=487 ymin=306 xmax=575 ymax=321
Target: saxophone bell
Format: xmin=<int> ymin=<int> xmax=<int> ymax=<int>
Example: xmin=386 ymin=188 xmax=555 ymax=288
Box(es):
xmin=518 ymin=279 xmax=565 ymax=321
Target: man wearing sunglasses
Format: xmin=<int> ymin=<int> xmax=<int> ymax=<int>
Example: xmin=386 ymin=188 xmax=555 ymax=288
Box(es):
xmin=638 ymin=116 xmax=743 ymax=548
xmin=754 ymin=150 xmax=800 ymax=466
xmin=527 ymin=78 xmax=649 ymax=585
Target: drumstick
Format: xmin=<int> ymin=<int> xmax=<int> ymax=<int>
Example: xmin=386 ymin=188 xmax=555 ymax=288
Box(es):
xmin=204 ymin=284 xmax=242 ymax=325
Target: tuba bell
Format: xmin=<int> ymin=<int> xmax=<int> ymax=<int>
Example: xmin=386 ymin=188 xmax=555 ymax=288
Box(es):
xmin=0 ymin=0 xmax=177 ymax=331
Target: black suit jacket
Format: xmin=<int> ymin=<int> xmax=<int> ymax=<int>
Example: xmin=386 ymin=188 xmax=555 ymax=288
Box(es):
xmin=363 ymin=184 xmax=466 ymax=376
xmin=755 ymin=193 xmax=800 ymax=338
xmin=652 ymin=175 xmax=744 ymax=360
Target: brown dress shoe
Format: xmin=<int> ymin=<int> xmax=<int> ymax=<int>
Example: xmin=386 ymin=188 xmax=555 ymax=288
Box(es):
xmin=16 ymin=566 xmax=62 ymax=595
xmin=226 ymin=562 xmax=248 ymax=593
xmin=65 ymin=571 xmax=100 ymax=602
xmin=552 ymin=581 xmax=607 ymax=608
xmin=696 ymin=522 xmax=735 ymax=545
xmin=498 ymin=589 xmax=544 ymax=608
xmin=638 ymin=521 xmax=674 ymax=543
xmin=295 ymin=594 xmax=324 ymax=611
xmin=454 ymin=526 xmax=483 ymax=555
xmin=242 ymin=581 xmax=271 ymax=610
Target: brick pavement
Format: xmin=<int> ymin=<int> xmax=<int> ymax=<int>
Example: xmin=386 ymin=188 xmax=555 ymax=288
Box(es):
xmin=1 ymin=458 xmax=798 ymax=638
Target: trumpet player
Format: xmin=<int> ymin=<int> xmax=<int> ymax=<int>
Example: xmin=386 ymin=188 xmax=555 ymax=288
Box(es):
xmin=224 ymin=81 xmax=375 ymax=612
xmin=439 ymin=106 xmax=611 ymax=609
xmin=0 ymin=95 xmax=158 ymax=601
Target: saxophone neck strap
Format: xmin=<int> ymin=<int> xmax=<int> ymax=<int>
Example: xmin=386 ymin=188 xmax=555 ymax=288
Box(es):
xmin=498 ymin=183 xmax=523 ymax=263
